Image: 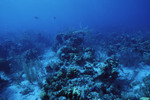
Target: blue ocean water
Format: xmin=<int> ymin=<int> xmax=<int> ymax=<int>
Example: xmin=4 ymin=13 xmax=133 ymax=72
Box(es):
xmin=0 ymin=0 xmax=150 ymax=34
xmin=0 ymin=0 xmax=150 ymax=100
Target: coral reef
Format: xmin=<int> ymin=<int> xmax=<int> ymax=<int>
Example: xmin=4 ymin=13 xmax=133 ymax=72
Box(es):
xmin=0 ymin=29 xmax=150 ymax=100
xmin=55 ymin=31 xmax=96 ymax=67
xmin=0 ymin=58 xmax=10 ymax=73
xmin=41 ymin=31 xmax=122 ymax=100
xmin=142 ymin=74 xmax=150 ymax=97
xmin=0 ymin=72 xmax=10 ymax=92
xmin=95 ymin=31 xmax=150 ymax=66
xmin=40 ymin=30 xmax=150 ymax=99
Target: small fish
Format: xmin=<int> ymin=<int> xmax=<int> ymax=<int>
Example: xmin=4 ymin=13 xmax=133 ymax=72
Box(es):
xmin=53 ymin=16 xmax=56 ymax=20
xmin=34 ymin=16 xmax=39 ymax=19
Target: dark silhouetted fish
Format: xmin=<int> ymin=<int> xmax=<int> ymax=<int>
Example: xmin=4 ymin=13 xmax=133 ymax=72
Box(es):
xmin=53 ymin=16 xmax=56 ymax=20
xmin=34 ymin=16 xmax=39 ymax=19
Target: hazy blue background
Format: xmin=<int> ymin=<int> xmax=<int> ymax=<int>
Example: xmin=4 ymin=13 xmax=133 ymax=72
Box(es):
xmin=0 ymin=0 xmax=150 ymax=34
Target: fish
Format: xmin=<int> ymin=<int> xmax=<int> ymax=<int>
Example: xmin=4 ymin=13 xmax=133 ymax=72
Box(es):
xmin=53 ymin=16 xmax=56 ymax=20
xmin=34 ymin=16 xmax=39 ymax=19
